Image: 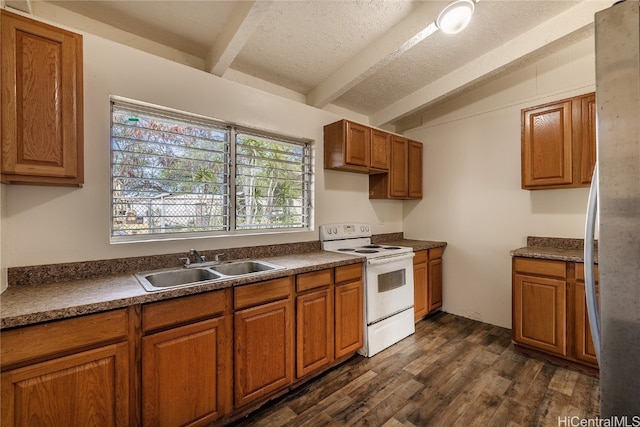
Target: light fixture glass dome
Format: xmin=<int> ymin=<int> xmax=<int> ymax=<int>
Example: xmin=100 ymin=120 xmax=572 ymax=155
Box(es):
xmin=436 ymin=0 xmax=475 ymax=35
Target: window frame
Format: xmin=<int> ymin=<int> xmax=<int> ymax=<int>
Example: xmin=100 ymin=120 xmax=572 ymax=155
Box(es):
xmin=110 ymin=96 xmax=314 ymax=244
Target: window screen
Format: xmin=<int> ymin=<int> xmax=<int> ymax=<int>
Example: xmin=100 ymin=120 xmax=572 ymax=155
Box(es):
xmin=110 ymin=99 xmax=312 ymax=241
xmin=235 ymin=130 xmax=312 ymax=230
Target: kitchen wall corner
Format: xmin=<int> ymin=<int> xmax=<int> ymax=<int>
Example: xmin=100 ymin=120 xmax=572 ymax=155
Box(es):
xmin=402 ymin=35 xmax=595 ymax=329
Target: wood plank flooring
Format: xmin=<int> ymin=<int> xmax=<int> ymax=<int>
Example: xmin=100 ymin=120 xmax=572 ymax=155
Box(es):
xmin=229 ymin=312 xmax=600 ymax=427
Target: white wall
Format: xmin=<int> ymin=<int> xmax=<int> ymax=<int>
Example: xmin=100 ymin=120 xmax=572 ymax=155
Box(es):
xmin=403 ymin=35 xmax=596 ymax=328
xmin=1 ymin=21 xmax=402 ymax=270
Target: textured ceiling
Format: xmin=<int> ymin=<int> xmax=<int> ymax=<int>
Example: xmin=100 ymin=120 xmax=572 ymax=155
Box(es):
xmin=10 ymin=0 xmax=610 ymax=130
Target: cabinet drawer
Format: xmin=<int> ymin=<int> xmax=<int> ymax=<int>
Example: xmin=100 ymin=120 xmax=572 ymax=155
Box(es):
xmin=335 ymin=263 xmax=363 ymax=284
xmin=142 ymin=289 xmax=228 ymax=333
xmin=1 ymin=309 xmax=129 ymax=369
xmin=514 ymin=258 xmax=566 ymax=278
xmin=413 ymin=250 xmax=427 ymax=264
xmin=429 ymin=247 xmax=444 ymax=259
xmin=235 ymin=277 xmax=292 ymax=310
xmin=296 ymin=269 xmax=333 ymax=293
xmin=575 ymin=263 xmax=599 ymax=282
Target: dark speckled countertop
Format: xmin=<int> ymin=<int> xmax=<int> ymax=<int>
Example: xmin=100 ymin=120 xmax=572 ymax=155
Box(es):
xmin=510 ymin=236 xmax=598 ymax=263
xmin=1 ymin=237 xmax=446 ymax=330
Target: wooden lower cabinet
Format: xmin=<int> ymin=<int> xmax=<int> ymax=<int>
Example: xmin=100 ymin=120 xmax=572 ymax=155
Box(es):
xmin=234 ymin=277 xmax=294 ymax=408
xmin=512 ymin=257 xmax=599 ymax=371
xmin=1 ymin=265 xmax=366 ymax=425
xmin=0 ymin=309 xmax=132 ymax=426
xmin=334 ymin=264 xmax=364 ymax=358
xmin=413 ymin=251 xmax=429 ymax=320
xmin=414 ymin=248 xmax=444 ymax=322
xmin=296 ymin=270 xmax=334 ymax=378
xmin=428 ymin=248 xmax=444 ymax=312
xmin=574 ymin=264 xmax=599 ymax=366
xmin=141 ymin=290 xmax=232 ymax=427
xmin=513 ymin=265 xmax=567 ymax=356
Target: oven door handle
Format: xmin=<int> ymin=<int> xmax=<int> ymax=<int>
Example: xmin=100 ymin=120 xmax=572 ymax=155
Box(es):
xmin=366 ymin=252 xmax=415 ymax=266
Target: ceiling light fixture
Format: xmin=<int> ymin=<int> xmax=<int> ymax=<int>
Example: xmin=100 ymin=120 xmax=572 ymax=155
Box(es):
xmin=436 ymin=0 xmax=475 ymax=35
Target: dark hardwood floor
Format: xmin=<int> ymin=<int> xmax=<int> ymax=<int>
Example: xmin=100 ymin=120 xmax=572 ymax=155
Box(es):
xmin=230 ymin=312 xmax=600 ymax=427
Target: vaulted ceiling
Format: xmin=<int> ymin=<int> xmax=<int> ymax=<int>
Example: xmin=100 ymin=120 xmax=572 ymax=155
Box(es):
xmin=5 ymin=0 xmax=611 ymax=131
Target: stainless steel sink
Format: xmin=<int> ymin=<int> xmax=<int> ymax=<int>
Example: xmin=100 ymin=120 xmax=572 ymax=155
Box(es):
xmin=210 ymin=260 xmax=282 ymax=276
xmin=136 ymin=260 xmax=284 ymax=292
xmin=136 ymin=268 xmax=223 ymax=292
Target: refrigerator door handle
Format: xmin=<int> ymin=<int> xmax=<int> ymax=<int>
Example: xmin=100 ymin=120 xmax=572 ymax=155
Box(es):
xmin=584 ymin=162 xmax=601 ymax=364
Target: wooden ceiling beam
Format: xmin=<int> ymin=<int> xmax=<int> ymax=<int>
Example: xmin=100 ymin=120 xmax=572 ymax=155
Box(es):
xmin=305 ymin=2 xmax=440 ymax=109
xmin=205 ymin=0 xmax=272 ymax=77
xmin=370 ymin=0 xmax=609 ymax=128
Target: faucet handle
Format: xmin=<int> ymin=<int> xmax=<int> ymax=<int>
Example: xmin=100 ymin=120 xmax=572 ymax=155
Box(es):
xmin=214 ymin=253 xmax=225 ymax=262
xmin=179 ymin=257 xmax=191 ymax=267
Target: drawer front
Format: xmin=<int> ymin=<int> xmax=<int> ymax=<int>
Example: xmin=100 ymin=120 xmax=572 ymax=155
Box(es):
xmin=234 ymin=276 xmax=292 ymax=310
xmin=413 ymin=250 xmax=427 ymax=264
xmin=514 ymin=257 xmax=566 ymax=278
xmin=1 ymin=309 xmax=129 ymax=368
xmin=429 ymin=247 xmax=444 ymax=259
xmin=296 ymin=269 xmax=333 ymax=293
xmin=575 ymin=263 xmax=599 ymax=282
xmin=142 ymin=289 xmax=228 ymax=333
xmin=335 ymin=263 xmax=363 ymax=284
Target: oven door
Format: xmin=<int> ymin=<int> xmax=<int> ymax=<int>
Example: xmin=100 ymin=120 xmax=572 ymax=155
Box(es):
xmin=365 ymin=252 xmax=415 ymax=325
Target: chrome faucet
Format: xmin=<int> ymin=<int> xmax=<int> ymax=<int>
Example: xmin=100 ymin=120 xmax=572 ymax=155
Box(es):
xmin=180 ymin=249 xmax=225 ymax=268
xmin=189 ymin=249 xmax=206 ymax=263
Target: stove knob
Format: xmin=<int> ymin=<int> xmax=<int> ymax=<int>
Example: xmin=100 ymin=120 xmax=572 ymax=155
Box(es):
xmin=365 ymin=226 xmax=370 ymax=232
xmin=332 ymin=227 xmax=338 ymax=234
xmin=360 ymin=226 xmax=365 ymax=232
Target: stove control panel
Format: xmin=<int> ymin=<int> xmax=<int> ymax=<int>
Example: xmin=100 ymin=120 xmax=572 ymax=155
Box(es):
xmin=320 ymin=223 xmax=371 ymax=241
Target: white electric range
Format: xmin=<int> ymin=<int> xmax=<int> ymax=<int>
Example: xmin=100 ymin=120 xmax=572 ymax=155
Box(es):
xmin=320 ymin=223 xmax=415 ymax=357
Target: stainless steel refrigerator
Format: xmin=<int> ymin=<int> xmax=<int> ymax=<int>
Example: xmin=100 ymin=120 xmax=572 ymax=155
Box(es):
xmin=585 ymin=0 xmax=640 ymax=417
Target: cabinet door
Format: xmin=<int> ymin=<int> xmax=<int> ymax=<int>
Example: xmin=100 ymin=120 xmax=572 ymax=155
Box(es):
xmin=408 ymin=140 xmax=423 ymax=199
xmin=0 ymin=10 xmax=83 ymax=185
xmin=428 ymin=249 xmax=443 ymax=312
xmin=413 ymin=251 xmax=428 ymax=321
xmin=1 ymin=343 xmax=129 ymax=427
xmin=389 ymin=136 xmax=408 ymax=198
xmin=345 ymin=121 xmax=370 ymax=168
xmin=574 ymin=264 xmax=599 ymax=366
xmin=521 ymin=100 xmax=572 ymax=188
xmin=142 ymin=316 xmax=232 ymax=427
xmin=235 ymin=299 xmax=293 ymax=407
xmin=335 ymin=280 xmax=364 ymax=358
xmin=579 ymin=93 xmax=597 ymax=185
xmin=370 ymin=129 xmax=390 ymax=170
xmin=513 ymin=273 xmax=567 ymax=356
xmin=296 ymin=288 xmax=334 ymax=378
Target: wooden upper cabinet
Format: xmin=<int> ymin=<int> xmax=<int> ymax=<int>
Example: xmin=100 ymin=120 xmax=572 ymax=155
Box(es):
xmin=1 ymin=10 xmax=84 ymax=186
xmin=521 ymin=100 xmax=573 ymax=188
xmin=580 ymin=93 xmax=597 ymax=185
xmin=389 ymin=135 xmax=409 ymax=198
xmin=370 ymin=129 xmax=391 ymax=170
xmin=324 ymin=119 xmax=388 ymax=174
xmin=521 ymin=92 xmax=596 ymax=190
xmin=408 ymin=140 xmax=423 ymax=199
xmin=369 ymin=137 xmax=423 ymax=200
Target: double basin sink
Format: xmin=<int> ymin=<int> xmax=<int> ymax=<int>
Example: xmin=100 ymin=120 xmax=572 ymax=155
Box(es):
xmin=136 ymin=260 xmax=284 ymax=292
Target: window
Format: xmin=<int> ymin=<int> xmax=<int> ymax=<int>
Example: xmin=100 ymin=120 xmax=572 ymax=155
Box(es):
xmin=110 ymin=99 xmax=312 ymax=242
